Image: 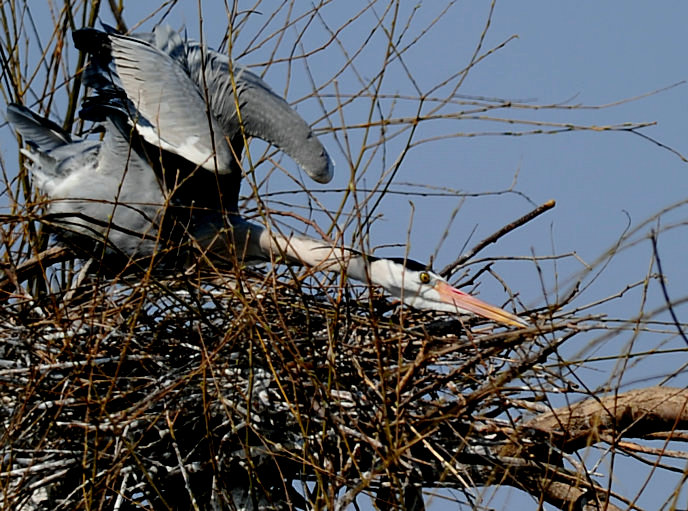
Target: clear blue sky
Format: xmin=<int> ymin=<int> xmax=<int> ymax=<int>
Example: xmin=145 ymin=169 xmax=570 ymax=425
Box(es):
xmin=3 ymin=2 xmax=687 ymax=509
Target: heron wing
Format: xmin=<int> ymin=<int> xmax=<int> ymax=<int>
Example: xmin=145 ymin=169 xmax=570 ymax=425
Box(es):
xmin=106 ymin=34 xmax=234 ymax=173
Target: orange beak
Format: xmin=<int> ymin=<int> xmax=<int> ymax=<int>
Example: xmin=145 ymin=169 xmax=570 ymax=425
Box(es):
xmin=434 ymin=280 xmax=528 ymax=328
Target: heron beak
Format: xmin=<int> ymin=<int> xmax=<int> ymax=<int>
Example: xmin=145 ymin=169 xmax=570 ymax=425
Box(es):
xmin=434 ymin=281 xmax=528 ymax=328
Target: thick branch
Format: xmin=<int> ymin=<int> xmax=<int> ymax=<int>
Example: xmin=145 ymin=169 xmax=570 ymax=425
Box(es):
xmin=473 ymin=387 xmax=688 ymax=510
xmin=526 ymin=386 xmax=688 ymax=452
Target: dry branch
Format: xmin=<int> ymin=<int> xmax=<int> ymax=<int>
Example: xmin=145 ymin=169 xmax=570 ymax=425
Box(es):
xmin=526 ymin=386 xmax=688 ymax=453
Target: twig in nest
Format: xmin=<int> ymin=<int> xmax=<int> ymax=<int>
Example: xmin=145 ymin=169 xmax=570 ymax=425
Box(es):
xmin=0 ymin=246 xmax=71 ymax=297
xmin=440 ymin=199 xmax=556 ymax=278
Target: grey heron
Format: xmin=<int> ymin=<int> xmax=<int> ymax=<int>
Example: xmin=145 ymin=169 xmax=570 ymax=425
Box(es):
xmin=72 ymin=25 xmax=333 ymax=213
xmin=7 ymin=102 xmax=527 ymax=328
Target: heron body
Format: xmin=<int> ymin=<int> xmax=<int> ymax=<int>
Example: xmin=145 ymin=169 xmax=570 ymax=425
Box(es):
xmin=9 ymin=104 xmax=168 ymax=258
xmin=7 ymin=25 xmax=527 ymax=328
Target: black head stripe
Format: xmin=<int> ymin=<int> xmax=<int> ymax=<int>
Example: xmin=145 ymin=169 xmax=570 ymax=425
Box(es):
xmin=386 ymin=257 xmax=430 ymax=272
xmin=346 ymin=252 xmax=432 ymax=272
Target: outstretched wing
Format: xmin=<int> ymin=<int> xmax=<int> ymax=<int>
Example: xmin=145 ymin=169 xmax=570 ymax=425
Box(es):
xmin=74 ymin=29 xmax=234 ymax=173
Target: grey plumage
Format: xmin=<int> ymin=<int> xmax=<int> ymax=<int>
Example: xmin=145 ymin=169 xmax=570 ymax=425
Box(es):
xmin=9 ymin=103 xmax=256 ymax=265
xmin=8 ymin=103 xmax=168 ymax=258
xmin=5 ymin=105 xmax=72 ymax=150
xmin=73 ymin=25 xmax=333 ymax=213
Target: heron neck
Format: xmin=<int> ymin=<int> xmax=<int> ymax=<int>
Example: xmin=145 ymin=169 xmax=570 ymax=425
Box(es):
xmin=217 ymin=218 xmax=373 ymax=283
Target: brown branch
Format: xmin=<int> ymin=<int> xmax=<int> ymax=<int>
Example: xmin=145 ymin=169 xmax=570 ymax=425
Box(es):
xmin=455 ymin=454 xmax=625 ymax=511
xmin=474 ymin=387 xmax=688 ymax=510
xmin=440 ymin=199 xmax=556 ymax=278
xmin=0 ymin=246 xmax=71 ymax=297
xmin=531 ymin=479 xmax=624 ymax=511
xmin=509 ymin=469 xmax=625 ymax=511
xmin=525 ymin=386 xmax=688 ymax=453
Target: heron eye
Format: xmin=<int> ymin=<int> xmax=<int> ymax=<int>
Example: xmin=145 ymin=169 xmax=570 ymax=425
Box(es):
xmin=419 ymin=271 xmax=431 ymax=284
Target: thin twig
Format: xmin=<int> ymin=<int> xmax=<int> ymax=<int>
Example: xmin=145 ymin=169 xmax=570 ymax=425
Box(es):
xmin=440 ymin=199 xmax=556 ymax=278
xmin=0 ymin=246 xmax=71 ymax=297
xmin=650 ymin=229 xmax=688 ymax=346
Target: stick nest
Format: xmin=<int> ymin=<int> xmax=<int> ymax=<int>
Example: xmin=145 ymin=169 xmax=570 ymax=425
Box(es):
xmin=0 ymin=260 xmax=574 ymax=510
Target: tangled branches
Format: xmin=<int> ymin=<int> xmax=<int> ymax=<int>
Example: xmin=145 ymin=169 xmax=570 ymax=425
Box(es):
xmin=0 ymin=254 xmax=684 ymax=510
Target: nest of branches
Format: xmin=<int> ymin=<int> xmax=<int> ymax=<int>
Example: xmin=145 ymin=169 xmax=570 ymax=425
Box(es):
xmin=0 ymin=234 xmax=622 ymax=511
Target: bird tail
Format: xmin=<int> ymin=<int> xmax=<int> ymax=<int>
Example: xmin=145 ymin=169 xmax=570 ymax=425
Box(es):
xmin=6 ymin=103 xmax=72 ymax=150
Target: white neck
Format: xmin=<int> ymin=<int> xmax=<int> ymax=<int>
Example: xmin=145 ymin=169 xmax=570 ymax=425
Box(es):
xmin=202 ymin=218 xmax=373 ymax=284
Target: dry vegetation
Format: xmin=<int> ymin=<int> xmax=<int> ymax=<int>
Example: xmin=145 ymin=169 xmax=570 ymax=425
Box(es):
xmin=1 ymin=2 xmax=687 ymax=510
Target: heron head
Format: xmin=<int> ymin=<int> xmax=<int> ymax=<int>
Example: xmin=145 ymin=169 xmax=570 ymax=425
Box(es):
xmin=368 ymin=257 xmax=528 ymax=328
